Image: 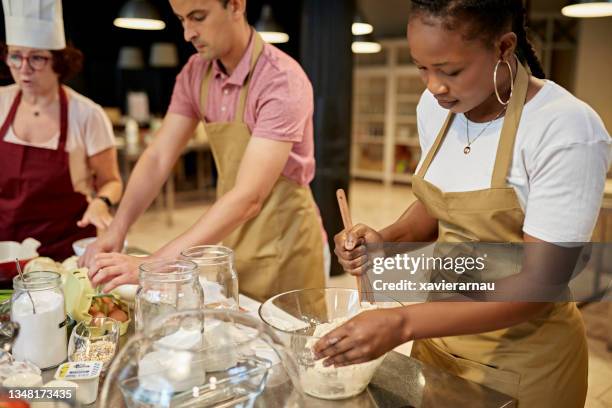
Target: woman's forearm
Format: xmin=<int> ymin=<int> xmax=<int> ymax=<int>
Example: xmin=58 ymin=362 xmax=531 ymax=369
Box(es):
xmin=397 ymin=301 xmax=551 ymax=343
xmin=95 ymin=179 xmax=122 ymax=204
xmin=379 ymin=200 xmax=438 ymax=242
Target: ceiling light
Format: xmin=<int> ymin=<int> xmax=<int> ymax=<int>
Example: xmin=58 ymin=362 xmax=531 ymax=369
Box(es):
xmin=352 ymin=13 xmax=373 ymax=35
xmin=561 ymin=0 xmax=612 ymax=17
xmin=114 ymin=0 xmax=166 ymax=30
xmin=352 ymin=34 xmax=381 ymax=54
xmin=255 ymin=4 xmax=289 ymax=44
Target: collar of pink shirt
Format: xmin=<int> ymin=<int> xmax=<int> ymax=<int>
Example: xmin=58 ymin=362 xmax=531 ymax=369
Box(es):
xmin=211 ymin=29 xmax=257 ymax=87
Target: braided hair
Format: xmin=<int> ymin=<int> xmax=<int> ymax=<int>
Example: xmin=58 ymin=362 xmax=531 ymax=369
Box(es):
xmin=410 ymin=0 xmax=545 ymax=79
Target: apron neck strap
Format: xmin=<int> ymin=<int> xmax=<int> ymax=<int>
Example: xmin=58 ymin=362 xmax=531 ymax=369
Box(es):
xmin=199 ymin=29 xmax=265 ymax=124
xmin=0 ymin=90 xmax=22 ymax=139
xmin=234 ymin=31 xmax=264 ymax=123
xmin=490 ymin=61 xmax=529 ymax=188
xmin=0 ymin=85 xmax=68 ymax=150
xmin=416 ymin=60 xmax=530 ymax=189
xmin=415 ymin=113 xmax=455 ymax=178
xmin=58 ymin=86 xmax=68 ymax=150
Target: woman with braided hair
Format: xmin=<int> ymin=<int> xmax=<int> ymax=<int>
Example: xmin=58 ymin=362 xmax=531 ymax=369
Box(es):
xmin=315 ymin=1 xmax=610 ymax=406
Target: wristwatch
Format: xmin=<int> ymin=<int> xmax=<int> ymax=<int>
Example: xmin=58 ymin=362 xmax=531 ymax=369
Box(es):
xmin=94 ymin=195 xmax=114 ymax=209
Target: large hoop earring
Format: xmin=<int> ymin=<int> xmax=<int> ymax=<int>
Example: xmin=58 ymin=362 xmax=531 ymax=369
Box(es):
xmin=493 ymin=58 xmax=514 ymax=106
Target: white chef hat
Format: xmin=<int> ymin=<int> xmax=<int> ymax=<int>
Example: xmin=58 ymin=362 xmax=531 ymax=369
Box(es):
xmin=2 ymin=0 xmax=66 ymax=50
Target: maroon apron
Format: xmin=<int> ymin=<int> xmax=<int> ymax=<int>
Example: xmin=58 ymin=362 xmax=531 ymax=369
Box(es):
xmin=0 ymin=86 xmax=95 ymax=260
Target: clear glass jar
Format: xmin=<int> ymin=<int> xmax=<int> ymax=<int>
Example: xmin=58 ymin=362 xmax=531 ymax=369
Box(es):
xmin=135 ymin=259 xmax=203 ymax=333
xmin=180 ymin=245 xmax=239 ymax=310
xmin=11 ymin=271 xmax=67 ymax=369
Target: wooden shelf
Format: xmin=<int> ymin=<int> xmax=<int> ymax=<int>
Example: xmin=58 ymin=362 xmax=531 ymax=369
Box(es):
xmin=396 ymin=94 xmax=421 ymax=103
xmin=352 ymin=169 xmax=385 ymax=181
xmin=352 ymin=39 xmax=426 ymax=186
xmin=355 ymin=137 xmax=385 ymax=145
xmin=396 ymin=115 xmax=418 ymax=124
xmin=395 ymin=139 xmax=420 ymax=148
xmin=393 ymin=173 xmax=413 ymax=184
xmin=354 ymin=113 xmax=386 ymax=122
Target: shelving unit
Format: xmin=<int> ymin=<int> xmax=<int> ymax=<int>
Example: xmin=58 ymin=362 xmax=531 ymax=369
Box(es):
xmin=352 ymin=39 xmax=426 ymax=185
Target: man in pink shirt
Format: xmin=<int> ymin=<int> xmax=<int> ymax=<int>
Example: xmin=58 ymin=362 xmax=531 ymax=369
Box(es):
xmin=82 ymin=0 xmax=328 ymax=301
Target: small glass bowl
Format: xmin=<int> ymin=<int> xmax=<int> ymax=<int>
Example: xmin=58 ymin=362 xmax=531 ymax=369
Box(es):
xmin=68 ymin=317 xmax=120 ymax=371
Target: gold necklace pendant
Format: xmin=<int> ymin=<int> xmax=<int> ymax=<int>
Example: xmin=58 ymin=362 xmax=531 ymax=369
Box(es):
xmin=463 ymin=107 xmax=507 ymax=155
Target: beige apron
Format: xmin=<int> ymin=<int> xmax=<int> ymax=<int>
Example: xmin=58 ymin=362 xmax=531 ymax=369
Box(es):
xmin=410 ymin=63 xmax=588 ymax=407
xmin=199 ymin=33 xmax=325 ymax=302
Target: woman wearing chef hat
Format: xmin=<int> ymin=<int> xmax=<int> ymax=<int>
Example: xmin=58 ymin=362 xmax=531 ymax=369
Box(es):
xmin=0 ymin=0 xmax=122 ymax=260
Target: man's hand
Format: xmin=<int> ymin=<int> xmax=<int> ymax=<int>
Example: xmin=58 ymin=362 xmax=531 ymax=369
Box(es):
xmin=88 ymin=253 xmax=146 ymax=293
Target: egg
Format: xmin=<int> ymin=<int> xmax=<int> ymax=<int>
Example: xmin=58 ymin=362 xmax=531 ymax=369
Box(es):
xmin=108 ymin=308 xmax=128 ymax=322
xmin=91 ymin=311 xmax=106 ymax=319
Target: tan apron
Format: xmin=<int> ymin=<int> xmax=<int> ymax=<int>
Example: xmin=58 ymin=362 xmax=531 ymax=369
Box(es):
xmin=199 ymin=33 xmax=325 ymax=302
xmin=410 ymin=63 xmax=588 ymax=407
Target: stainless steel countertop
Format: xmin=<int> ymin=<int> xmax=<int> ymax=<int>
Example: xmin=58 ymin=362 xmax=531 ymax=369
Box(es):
xmin=254 ymin=351 xmax=516 ymax=408
xmin=42 ymin=349 xmax=515 ymax=408
xmin=40 ymin=293 xmax=516 ymax=407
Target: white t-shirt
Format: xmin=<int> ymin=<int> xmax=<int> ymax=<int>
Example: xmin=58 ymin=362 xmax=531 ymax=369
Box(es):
xmin=416 ymin=80 xmax=611 ymax=243
xmin=0 ymin=84 xmax=115 ymax=197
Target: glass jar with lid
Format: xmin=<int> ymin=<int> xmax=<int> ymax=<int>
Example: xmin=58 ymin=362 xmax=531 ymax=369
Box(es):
xmin=11 ymin=271 xmax=67 ymax=369
xmin=180 ymin=245 xmax=239 ymax=310
xmin=135 ymin=259 xmax=203 ymax=333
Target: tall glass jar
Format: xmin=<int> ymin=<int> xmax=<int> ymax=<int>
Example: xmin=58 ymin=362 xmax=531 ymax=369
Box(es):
xmin=11 ymin=271 xmax=67 ymax=369
xmin=135 ymin=259 xmax=203 ymax=333
xmin=180 ymin=245 xmax=239 ymax=310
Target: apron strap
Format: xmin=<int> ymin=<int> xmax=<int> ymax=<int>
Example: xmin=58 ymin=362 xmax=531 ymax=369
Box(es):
xmin=199 ymin=29 xmax=265 ymax=124
xmin=199 ymin=61 xmax=215 ymax=122
xmin=234 ymin=31 xmax=265 ymax=123
xmin=415 ymin=112 xmax=455 ymax=178
xmin=0 ymin=90 xmax=22 ymax=139
xmin=490 ymin=62 xmax=529 ymax=188
xmin=57 ymin=86 xmax=68 ymax=151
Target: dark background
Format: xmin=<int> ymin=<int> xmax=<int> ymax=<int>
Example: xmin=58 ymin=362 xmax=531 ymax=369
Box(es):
xmin=0 ymin=0 xmax=303 ymax=113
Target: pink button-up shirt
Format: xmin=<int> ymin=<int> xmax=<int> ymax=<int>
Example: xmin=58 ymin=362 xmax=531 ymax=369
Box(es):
xmin=168 ymin=33 xmax=316 ymax=186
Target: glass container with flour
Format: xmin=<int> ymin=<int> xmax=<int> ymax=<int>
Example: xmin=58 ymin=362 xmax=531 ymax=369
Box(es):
xmin=180 ymin=245 xmax=239 ymax=310
xmin=11 ymin=271 xmax=67 ymax=369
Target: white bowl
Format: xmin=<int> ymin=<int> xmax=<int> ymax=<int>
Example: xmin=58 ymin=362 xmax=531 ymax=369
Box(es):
xmin=73 ymin=237 xmax=127 ymax=257
xmin=72 ymin=237 xmax=97 ymax=257
xmin=112 ymin=284 xmax=138 ymax=302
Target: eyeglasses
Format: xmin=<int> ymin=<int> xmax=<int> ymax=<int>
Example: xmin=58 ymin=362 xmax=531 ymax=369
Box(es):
xmin=5 ymin=53 xmax=51 ymax=70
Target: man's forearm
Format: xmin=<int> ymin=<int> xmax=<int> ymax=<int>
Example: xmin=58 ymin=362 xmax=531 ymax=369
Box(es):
xmin=110 ymin=147 xmax=173 ymax=237
xmin=153 ymin=188 xmax=262 ymax=258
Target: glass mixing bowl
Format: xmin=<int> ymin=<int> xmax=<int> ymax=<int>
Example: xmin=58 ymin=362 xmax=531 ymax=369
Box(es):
xmin=258 ymin=288 xmax=403 ymax=400
xmin=99 ymin=309 xmax=301 ymax=408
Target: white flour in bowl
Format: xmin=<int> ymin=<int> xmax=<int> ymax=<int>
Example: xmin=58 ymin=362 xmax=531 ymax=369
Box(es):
xmin=301 ymin=317 xmax=385 ymax=400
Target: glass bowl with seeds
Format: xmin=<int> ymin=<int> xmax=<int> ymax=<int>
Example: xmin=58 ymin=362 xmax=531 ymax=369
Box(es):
xmin=68 ymin=317 xmax=120 ymax=371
